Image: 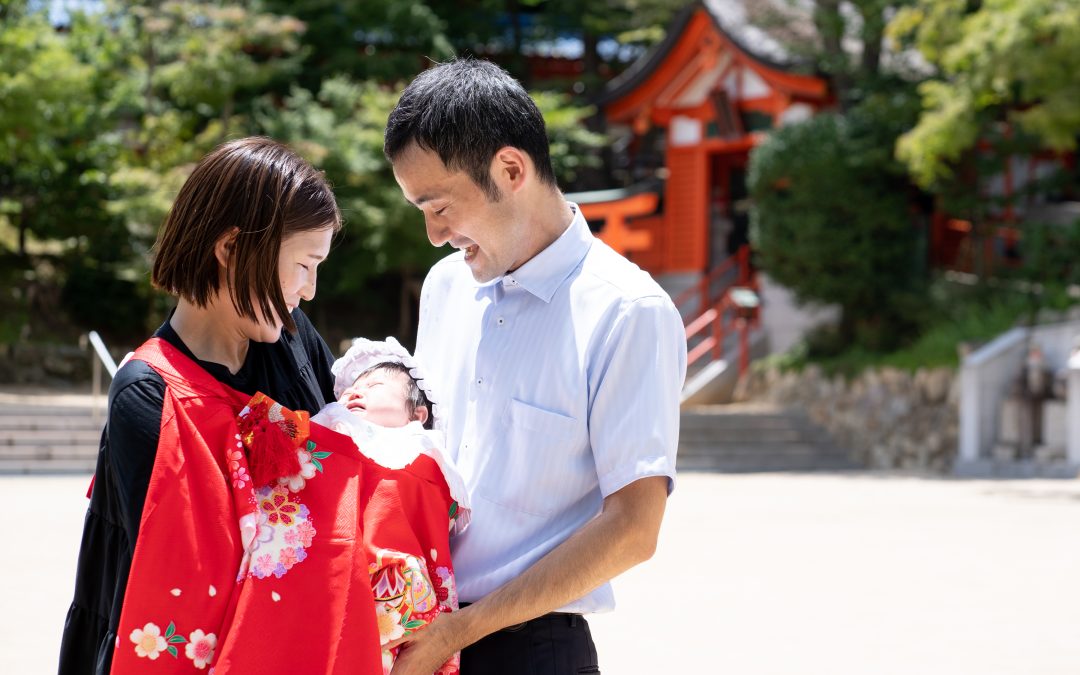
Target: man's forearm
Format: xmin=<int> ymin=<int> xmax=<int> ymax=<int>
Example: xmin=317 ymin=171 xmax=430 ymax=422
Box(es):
xmin=449 ymin=475 xmax=669 ymax=649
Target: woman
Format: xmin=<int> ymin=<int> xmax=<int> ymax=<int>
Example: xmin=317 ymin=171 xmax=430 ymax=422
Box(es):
xmin=59 ymin=138 xmax=380 ymax=673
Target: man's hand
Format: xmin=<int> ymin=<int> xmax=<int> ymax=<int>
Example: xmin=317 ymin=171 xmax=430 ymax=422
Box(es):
xmin=387 ymin=476 xmax=669 ymax=673
xmin=387 ymin=611 xmax=467 ymax=675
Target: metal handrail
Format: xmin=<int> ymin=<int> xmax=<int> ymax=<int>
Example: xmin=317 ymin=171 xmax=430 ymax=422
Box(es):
xmin=88 ymin=331 xmax=118 ymax=377
xmin=87 ymin=330 xmax=118 ymax=424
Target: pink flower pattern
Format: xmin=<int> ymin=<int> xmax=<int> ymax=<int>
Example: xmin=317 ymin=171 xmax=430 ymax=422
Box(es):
xmin=279 ymin=547 xmax=299 ymax=570
xmin=296 ymin=520 xmax=316 ymax=547
xmin=254 ymin=554 xmax=275 ymax=578
xmin=243 ymin=486 xmax=317 ymax=581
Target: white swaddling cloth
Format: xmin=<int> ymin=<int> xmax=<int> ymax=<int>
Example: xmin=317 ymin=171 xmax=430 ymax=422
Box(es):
xmin=311 ymin=402 xmax=472 ymax=534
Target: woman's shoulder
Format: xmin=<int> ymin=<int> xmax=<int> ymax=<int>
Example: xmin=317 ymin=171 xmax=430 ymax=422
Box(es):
xmin=108 ymin=357 xmax=166 ymax=413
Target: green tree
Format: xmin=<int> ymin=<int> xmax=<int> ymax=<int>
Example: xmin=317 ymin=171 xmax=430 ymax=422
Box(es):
xmin=505 ymin=0 xmax=682 ymax=88
xmin=0 ymin=5 xmax=146 ymax=341
xmin=739 ymin=0 xmax=931 ymax=352
xmin=748 ymin=93 xmax=926 ymax=350
xmin=890 ymin=0 xmax=1080 ymax=188
xmin=0 ymin=8 xmax=100 ymax=257
xmin=261 ymin=0 xmax=454 ymax=87
xmin=748 ymin=0 xmax=919 ymax=109
xmin=0 ymin=0 xmax=613 ymax=348
xmin=102 ymin=1 xmax=311 ymax=237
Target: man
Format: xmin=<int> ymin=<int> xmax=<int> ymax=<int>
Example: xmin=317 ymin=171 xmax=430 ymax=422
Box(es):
xmin=383 ymin=58 xmax=687 ymax=674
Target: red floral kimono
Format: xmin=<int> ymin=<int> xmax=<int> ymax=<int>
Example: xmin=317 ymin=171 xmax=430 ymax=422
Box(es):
xmin=304 ymin=403 xmax=465 ymax=674
xmin=110 ymin=338 xmax=382 ymax=673
xmin=356 ymin=444 xmax=462 ymax=675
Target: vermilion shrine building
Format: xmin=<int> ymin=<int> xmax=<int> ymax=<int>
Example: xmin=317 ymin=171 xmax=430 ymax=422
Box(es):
xmin=577 ymin=2 xmax=829 ymax=285
xmin=571 ymin=1 xmax=1074 ymax=388
xmin=568 ymin=1 xmax=834 ymax=384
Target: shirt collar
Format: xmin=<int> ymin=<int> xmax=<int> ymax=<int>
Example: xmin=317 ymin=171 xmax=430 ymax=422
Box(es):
xmin=497 ymin=202 xmax=593 ymax=303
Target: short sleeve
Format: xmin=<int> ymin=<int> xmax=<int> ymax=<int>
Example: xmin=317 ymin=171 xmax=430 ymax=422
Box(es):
xmin=588 ymin=295 xmax=687 ymax=498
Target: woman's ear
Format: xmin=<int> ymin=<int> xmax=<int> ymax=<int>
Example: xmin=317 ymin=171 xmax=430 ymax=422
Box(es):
xmin=213 ymin=227 xmax=240 ymax=269
xmin=412 ymin=405 xmax=430 ymax=426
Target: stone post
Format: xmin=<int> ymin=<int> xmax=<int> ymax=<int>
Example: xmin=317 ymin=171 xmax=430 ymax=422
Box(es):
xmin=1067 ymin=352 xmax=1080 ymax=465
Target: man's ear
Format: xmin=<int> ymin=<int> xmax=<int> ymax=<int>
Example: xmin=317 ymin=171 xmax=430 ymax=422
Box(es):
xmin=213 ymin=227 xmax=240 ymax=269
xmin=412 ymin=405 xmax=430 ymax=426
xmin=491 ymin=146 xmax=529 ymax=194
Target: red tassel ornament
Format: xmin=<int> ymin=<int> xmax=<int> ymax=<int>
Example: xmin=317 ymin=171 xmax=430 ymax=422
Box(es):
xmin=238 ymin=392 xmax=308 ymax=488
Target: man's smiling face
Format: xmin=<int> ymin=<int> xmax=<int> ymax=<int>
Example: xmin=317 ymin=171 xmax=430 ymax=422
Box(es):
xmin=392 ymin=143 xmax=527 ymax=283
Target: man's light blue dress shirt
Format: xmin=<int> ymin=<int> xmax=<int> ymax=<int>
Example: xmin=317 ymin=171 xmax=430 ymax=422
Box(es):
xmin=415 ymin=204 xmax=687 ymax=613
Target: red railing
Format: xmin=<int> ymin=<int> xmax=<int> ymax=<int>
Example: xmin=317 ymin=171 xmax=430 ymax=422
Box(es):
xmin=674 ymin=245 xmax=753 ymax=317
xmin=681 ymin=246 xmax=761 ymax=379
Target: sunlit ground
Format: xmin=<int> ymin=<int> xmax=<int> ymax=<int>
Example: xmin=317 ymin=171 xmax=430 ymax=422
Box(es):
xmin=8 ymin=471 xmax=1080 ymax=674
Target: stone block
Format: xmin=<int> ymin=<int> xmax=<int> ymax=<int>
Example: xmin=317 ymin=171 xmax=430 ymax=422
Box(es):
xmin=992 ymin=443 xmax=1018 ymax=461
xmin=998 ymin=397 xmax=1035 ymax=447
xmin=1041 ymin=399 xmax=1067 ymax=450
xmin=920 ymin=368 xmax=952 ymax=404
xmin=1034 ymin=444 xmax=1065 ymax=463
xmin=1052 ymin=370 xmax=1068 ymax=400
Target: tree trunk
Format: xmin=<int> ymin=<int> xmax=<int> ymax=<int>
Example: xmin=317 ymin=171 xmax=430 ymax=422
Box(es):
xmin=859 ymin=5 xmax=884 ymax=80
xmin=813 ymin=0 xmax=850 ymax=109
xmin=583 ymin=30 xmax=600 ymax=84
xmin=506 ymin=0 xmax=528 ymax=87
xmin=144 ymin=24 xmax=155 ymax=114
xmin=17 ymin=217 xmax=26 ymax=258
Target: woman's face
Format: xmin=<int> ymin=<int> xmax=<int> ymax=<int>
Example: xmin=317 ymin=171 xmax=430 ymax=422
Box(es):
xmin=241 ymin=225 xmax=335 ymax=343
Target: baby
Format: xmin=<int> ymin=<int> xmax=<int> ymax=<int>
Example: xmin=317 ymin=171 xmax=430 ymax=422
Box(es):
xmin=311 ymin=337 xmax=468 ymax=675
xmin=339 ymin=360 xmax=432 ymax=429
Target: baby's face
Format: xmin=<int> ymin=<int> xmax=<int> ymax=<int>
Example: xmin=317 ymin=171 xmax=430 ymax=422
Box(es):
xmin=337 ymin=369 xmax=415 ymax=428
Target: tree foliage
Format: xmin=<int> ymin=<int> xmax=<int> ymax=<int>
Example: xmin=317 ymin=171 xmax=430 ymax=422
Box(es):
xmin=0 ymin=9 xmax=101 ymax=254
xmin=745 ymin=0 xmax=929 ymax=351
xmin=747 ymin=0 xmax=919 ymax=107
xmin=889 ymin=0 xmax=1080 ymax=188
xmin=749 ymin=93 xmax=926 ymax=350
xmin=0 ymin=0 xmax=610 ymax=346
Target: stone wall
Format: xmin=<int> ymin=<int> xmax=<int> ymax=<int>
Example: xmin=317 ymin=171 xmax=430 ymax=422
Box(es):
xmin=0 ymin=341 xmax=96 ymax=385
xmin=735 ymin=365 xmax=959 ymax=473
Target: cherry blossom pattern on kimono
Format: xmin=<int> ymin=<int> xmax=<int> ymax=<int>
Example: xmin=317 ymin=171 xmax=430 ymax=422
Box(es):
xmin=127 ymin=620 xmax=217 ymax=670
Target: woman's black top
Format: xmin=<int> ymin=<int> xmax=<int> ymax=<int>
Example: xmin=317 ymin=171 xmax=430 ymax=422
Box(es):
xmin=58 ymin=310 xmax=336 ymax=674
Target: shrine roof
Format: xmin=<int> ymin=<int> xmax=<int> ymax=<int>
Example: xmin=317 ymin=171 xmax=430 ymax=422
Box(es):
xmin=600 ymin=0 xmax=819 ymax=108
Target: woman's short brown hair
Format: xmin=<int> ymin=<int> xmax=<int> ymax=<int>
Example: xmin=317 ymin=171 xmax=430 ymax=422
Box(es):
xmin=151 ymin=137 xmax=341 ymax=333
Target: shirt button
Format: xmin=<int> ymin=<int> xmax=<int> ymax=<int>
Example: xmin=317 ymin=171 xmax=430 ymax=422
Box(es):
xmin=497 ymin=317 xmax=505 ymax=325
xmin=476 ymin=378 xmax=483 ymax=385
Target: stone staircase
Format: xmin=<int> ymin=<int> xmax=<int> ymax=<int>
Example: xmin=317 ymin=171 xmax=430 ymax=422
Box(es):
xmin=0 ymin=393 xmax=856 ymax=475
xmin=678 ymin=403 xmax=858 ymax=472
xmin=0 ymin=391 xmax=102 ymax=473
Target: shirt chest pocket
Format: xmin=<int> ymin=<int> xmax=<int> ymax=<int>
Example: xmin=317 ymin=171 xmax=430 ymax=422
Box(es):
xmin=480 ymin=398 xmax=582 ymax=518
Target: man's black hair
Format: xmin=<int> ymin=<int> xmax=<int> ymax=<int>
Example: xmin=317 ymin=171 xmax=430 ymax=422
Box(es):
xmin=384 ymin=57 xmax=558 ymax=200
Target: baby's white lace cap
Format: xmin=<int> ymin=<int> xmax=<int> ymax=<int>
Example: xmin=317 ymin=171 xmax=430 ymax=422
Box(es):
xmin=331 ymin=336 xmax=444 ymax=430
